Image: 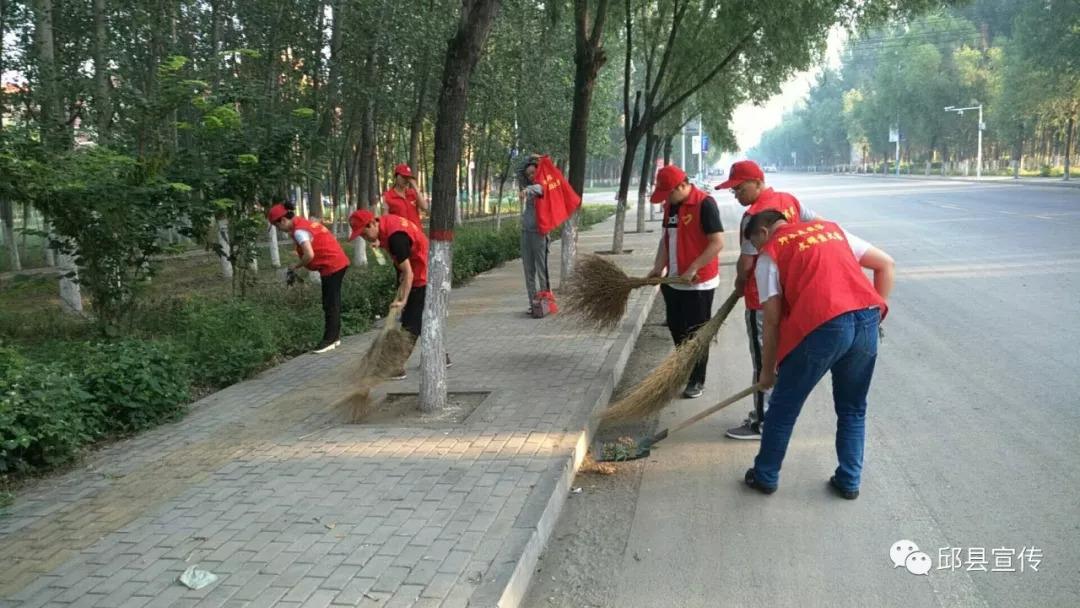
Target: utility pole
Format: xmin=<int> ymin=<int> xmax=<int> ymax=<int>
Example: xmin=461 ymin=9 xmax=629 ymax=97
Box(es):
xmin=680 ymin=123 xmax=686 ymax=169
xmin=945 ymin=104 xmax=984 ymax=179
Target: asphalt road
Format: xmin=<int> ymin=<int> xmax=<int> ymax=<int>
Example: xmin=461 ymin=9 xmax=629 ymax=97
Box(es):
xmin=540 ymin=175 xmax=1080 ymax=607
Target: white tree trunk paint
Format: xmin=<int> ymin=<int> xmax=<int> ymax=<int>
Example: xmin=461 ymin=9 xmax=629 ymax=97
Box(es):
xmin=216 ymin=218 xmax=233 ymax=279
xmin=57 ymin=246 xmax=82 ymax=314
xmin=636 ymin=190 xmax=646 ymax=233
xmin=2 ymin=217 xmax=20 ymax=271
xmin=419 ymin=239 xmax=452 ymax=412
xmin=353 ymin=238 xmax=368 ymax=266
xmin=560 ymin=211 xmax=577 ymax=287
xmin=44 ymin=228 xmax=57 ymax=267
xmin=269 ymin=224 xmax=281 ymax=268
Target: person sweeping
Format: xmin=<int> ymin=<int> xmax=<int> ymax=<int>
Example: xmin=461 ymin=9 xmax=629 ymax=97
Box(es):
xmin=268 ymin=203 xmax=350 ymax=354
xmin=741 ymin=210 xmax=894 ymax=499
xmin=646 ymin=164 xmax=724 ymax=399
xmin=716 ymin=159 xmax=820 ymax=440
xmin=348 ymin=209 xmax=449 ymax=378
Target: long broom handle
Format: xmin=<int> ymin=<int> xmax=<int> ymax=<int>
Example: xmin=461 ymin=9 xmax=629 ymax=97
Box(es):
xmin=649 ymin=384 xmax=761 ymax=444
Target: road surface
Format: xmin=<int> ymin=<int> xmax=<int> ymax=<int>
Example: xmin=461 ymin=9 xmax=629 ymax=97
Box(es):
xmin=526 ymin=174 xmax=1080 ymax=608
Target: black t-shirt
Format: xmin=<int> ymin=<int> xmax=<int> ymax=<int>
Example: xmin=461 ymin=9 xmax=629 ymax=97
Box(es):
xmin=666 ymin=197 xmax=723 ymax=234
xmin=387 ymin=232 xmax=412 ymax=266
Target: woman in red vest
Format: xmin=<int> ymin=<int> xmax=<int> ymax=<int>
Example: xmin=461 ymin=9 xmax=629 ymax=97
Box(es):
xmin=349 ymin=209 xmax=449 ymax=379
xmin=268 ymin=204 xmax=351 ymax=353
xmin=741 ymin=209 xmax=894 ymax=499
xmin=382 ymin=164 xmax=428 ymax=227
xmin=646 ymin=165 xmax=725 ymax=399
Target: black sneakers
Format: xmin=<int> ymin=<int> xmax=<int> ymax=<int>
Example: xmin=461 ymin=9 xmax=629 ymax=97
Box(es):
xmin=828 ymin=476 xmax=860 ymax=500
xmin=683 ymin=381 xmax=704 ymax=399
xmin=725 ymin=418 xmax=762 ymax=440
xmin=744 ymin=468 xmax=776 ymax=495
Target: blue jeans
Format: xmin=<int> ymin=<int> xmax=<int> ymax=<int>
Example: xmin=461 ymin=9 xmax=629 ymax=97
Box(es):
xmin=752 ymin=308 xmax=880 ymax=491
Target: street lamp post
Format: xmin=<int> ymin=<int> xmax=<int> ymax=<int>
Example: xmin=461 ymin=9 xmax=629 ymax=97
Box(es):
xmin=945 ymin=105 xmax=984 ymax=179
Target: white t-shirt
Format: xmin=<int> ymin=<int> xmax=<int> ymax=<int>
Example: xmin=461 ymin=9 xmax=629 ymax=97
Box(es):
xmin=292 ymin=229 xmax=312 ymax=245
xmin=755 ymin=229 xmax=871 ymax=303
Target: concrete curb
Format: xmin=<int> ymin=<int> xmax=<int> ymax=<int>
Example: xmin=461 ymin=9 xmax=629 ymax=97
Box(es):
xmin=469 ymin=285 xmax=659 ymax=608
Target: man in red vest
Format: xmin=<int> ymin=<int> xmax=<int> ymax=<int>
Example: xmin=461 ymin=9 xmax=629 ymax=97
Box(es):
xmin=741 ymin=209 xmax=894 ymax=499
xmin=349 ymin=209 xmax=448 ymax=378
xmin=716 ymin=160 xmax=820 ymax=441
xmin=647 ymin=165 xmax=725 ymax=399
xmin=382 ymin=164 xmax=428 ymax=227
xmin=268 ymin=204 xmax=350 ymax=353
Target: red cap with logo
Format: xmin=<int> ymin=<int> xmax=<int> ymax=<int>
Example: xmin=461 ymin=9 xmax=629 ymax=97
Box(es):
xmin=715 ymin=160 xmax=765 ymax=190
xmin=267 ymin=203 xmax=289 ymax=224
xmin=394 ymin=163 xmax=414 ymax=179
xmin=348 ymin=209 xmax=376 ymax=241
xmin=649 ymin=165 xmax=688 ymax=203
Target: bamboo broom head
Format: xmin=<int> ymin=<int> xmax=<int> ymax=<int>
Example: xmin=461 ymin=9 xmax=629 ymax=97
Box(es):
xmin=600 ymin=289 xmax=742 ymax=422
xmin=353 ymin=307 xmax=416 ymax=381
xmin=563 ymin=254 xmax=684 ymax=331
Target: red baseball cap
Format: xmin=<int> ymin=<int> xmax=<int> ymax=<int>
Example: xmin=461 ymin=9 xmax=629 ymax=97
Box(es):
xmin=649 ymin=165 xmax=688 ymax=203
xmin=348 ymin=209 xmax=376 ymax=241
xmin=394 ymin=163 xmax=413 ymax=178
xmin=267 ymin=203 xmax=289 ymax=224
xmin=715 ymin=160 xmax=764 ymax=190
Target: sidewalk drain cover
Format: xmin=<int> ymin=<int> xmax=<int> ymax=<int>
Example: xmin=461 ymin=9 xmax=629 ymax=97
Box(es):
xmin=594 ymin=249 xmax=635 ymax=255
xmin=347 ymin=391 xmax=489 ymax=427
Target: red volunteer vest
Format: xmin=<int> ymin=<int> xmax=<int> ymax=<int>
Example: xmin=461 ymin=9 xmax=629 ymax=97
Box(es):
xmin=742 ymin=188 xmax=803 ymax=310
xmin=762 ymin=220 xmax=887 ymax=364
xmin=377 ymin=215 xmax=429 ymax=288
xmin=290 ymin=217 xmax=349 ymax=277
xmin=383 ymin=188 xmax=423 ymax=227
xmin=661 ymin=188 xmax=719 ymax=285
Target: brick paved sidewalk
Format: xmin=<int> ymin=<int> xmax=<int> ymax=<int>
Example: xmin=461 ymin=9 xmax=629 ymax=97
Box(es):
xmin=1 ymin=209 xmax=664 ymax=608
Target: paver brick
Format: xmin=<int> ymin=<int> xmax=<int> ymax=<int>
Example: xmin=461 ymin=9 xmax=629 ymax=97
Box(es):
xmin=1 ymin=211 xmax=658 ymax=608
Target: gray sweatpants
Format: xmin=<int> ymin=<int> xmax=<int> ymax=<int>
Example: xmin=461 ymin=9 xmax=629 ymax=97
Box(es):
xmin=521 ymin=230 xmax=550 ymax=305
xmin=746 ymin=308 xmax=773 ymax=429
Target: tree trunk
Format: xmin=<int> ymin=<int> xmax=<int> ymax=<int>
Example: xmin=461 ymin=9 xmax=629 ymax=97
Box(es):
xmin=217 ymin=218 xmax=234 ymax=279
xmin=636 ymin=130 xmax=656 ymax=233
xmin=1 ymin=200 xmax=20 ymax=272
xmin=357 ymin=93 xmax=376 ymax=211
xmin=612 ymin=129 xmax=642 ymax=254
xmin=32 ymin=0 xmax=66 ymax=152
xmin=408 ymin=61 xmax=431 ymax=169
xmin=268 ymin=224 xmax=281 ymax=268
xmin=92 ymin=0 xmax=112 ymax=140
xmin=1064 ymin=115 xmax=1074 ymax=181
xmin=564 ymin=0 xmax=610 ymax=284
xmin=420 ymin=0 xmax=501 ymax=413
xmin=57 ymin=248 xmax=82 ymax=314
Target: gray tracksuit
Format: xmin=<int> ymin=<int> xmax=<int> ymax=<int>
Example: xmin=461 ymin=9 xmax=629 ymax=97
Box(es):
xmin=519 ymin=168 xmax=550 ymax=306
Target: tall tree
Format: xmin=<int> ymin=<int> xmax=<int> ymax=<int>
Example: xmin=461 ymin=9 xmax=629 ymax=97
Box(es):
xmin=420 ymin=0 xmax=501 ymax=412
xmin=562 ymin=0 xmax=611 ymax=283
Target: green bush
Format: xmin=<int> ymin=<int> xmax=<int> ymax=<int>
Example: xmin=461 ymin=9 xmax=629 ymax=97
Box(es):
xmin=69 ymin=341 xmax=191 ymax=432
xmin=173 ymin=299 xmax=281 ymax=388
xmin=0 ymin=347 xmax=100 ymax=474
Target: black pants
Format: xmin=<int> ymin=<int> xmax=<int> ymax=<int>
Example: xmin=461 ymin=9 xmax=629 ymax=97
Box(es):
xmin=320 ymin=267 xmax=348 ymax=344
xmin=661 ymin=284 xmax=715 ymax=386
xmin=401 ymin=285 xmax=426 ymax=338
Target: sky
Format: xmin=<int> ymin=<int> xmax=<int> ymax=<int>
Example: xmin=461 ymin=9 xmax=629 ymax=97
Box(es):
xmin=728 ymin=26 xmax=848 ymax=155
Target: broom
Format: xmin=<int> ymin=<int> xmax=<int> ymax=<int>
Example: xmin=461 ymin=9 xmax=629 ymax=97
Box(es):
xmin=562 ymin=254 xmax=688 ymax=330
xmin=347 ymin=307 xmax=416 ymax=423
xmin=593 ymin=384 xmax=760 ymax=461
xmin=600 ymin=288 xmax=742 ymax=422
